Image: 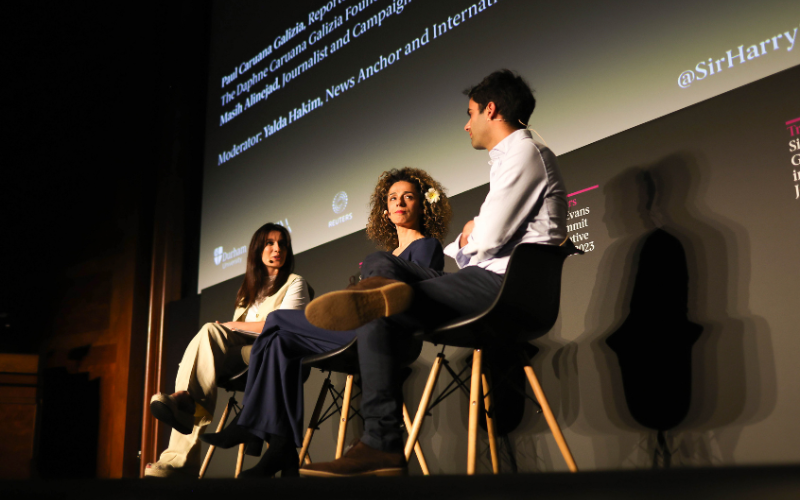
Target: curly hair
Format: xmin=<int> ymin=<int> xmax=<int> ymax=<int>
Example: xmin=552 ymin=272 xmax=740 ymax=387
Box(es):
xmin=366 ymin=167 xmax=452 ymax=250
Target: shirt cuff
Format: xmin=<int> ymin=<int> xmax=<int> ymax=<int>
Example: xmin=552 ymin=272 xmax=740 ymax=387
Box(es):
xmin=443 ymin=235 xmax=462 ymax=259
xmin=443 ymin=235 xmax=472 ymax=269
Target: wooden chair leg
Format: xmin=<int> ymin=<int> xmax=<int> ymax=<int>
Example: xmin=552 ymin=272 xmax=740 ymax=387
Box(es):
xmin=481 ymin=371 xmax=499 ymax=474
xmin=402 ymin=404 xmax=429 ymax=475
xmin=299 ymin=377 xmax=330 ymax=465
xmin=234 ymin=443 xmax=245 ymax=478
xmin=404 ymin=353 xmax=444 ymax=461
xmin=523 ymin=364 xmax=578 ymax=472
xmin=467 ymin=349 xmax=482 ymax=475
xmin=334 ymin=374 xmax=354 ymax=459
xmin=198 ymin=397 xmax=234 ymax=479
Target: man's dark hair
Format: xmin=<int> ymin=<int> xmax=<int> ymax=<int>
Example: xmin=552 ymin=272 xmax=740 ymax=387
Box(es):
xmin=463 ymin=69 xmax=535 ymax=129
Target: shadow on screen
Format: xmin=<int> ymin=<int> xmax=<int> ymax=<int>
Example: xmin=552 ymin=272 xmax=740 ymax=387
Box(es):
xmin=581 ymin=154 xmax=776 ymax=467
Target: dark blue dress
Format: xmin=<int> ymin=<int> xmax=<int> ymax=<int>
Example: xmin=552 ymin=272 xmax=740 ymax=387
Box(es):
xmin=238 ymin=238 xmax=444 ymax=446
xmin=397 ymin=237 xmax=444 ymax=272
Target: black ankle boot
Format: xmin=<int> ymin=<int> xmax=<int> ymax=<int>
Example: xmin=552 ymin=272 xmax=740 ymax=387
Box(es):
xmin=238 ymin=434 xmax=299 ymax=478
xmin=199 ymin=413 xmax=263 ymax=456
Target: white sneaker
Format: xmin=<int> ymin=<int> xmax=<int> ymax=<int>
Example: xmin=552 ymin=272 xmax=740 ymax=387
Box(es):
xmin=144 ymin=462 xmax=196 ymax=478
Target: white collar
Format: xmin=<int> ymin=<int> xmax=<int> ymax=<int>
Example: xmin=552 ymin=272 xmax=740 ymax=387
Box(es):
xmin=488 ymin=129 xmax=531 ymax=165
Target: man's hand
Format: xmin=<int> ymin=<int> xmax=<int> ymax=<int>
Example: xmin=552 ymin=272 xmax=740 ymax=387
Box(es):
xmin=459 ymin=219 xmax=475 ymax=248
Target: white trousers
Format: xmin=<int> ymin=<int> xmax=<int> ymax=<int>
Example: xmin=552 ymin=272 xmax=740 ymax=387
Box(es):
xmin=155 ymin=322 xmax=253 ymax=471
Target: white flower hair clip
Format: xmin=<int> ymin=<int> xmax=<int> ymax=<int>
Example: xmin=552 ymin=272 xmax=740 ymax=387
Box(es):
xmin=425 ymin=187 xmax=440 ymax=204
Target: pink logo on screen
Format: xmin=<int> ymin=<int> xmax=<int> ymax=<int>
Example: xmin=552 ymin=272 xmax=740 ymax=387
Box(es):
xmin=214 ymin=246 xmax=223 ymax=265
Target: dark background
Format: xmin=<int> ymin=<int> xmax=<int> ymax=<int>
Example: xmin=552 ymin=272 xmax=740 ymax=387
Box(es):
xmin=2 ymin=1 xmax=209 ymax=354
xmin=3 ymin=4 xmax=211 ymax=477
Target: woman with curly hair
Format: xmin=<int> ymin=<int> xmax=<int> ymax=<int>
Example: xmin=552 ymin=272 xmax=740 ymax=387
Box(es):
xmin=200 ymin=167 xmax=451 ymax=478
xmin=366 ymin=167 xmax=451 ymax=270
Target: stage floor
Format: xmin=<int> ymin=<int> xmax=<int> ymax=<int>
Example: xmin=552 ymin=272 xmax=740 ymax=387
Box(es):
xmin=3 ymin=465 xmax=799 ymax=499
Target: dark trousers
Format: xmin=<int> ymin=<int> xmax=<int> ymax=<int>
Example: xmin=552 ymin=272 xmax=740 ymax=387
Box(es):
xmin=236 ymin=252 xmax=503 ymax=452
xmin=238 ymin=310 xmax=356 ymax=447
xmin=235 ymin=253 xmax=440 ymax=447
xmin=356 ymin=252 xmax=504 ymax=453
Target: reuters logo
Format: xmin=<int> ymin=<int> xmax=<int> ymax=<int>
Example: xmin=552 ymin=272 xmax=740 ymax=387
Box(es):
xmin=214 ymin=246 xmax=223 ymax=265
xmin=328 ymin=191 xmax=354 ymax=228
xmin=332 ymin=191 xmax=348 ymax=214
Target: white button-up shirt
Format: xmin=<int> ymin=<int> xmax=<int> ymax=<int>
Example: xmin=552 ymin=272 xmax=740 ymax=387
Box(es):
xmin=243 ymin=277 xmax=310 ymax=322
xmin=444 ymin=129 xmax=567 ymax=274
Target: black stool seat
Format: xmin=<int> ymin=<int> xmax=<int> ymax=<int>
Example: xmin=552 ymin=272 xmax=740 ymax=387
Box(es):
xmin=219 ymin=367 xmax=248 ymax=393
xmin=298 ymin=330 xmax=426 ymax=471
xmin=302 ymin=336 xmax=422 ymax=374
xmin=302 ymin=338 xmax=359 ymax=374
xmin=406 ymin=242 xmax=582 ymax=475
xmin=418 ymin=243 xmax=574 ymax=349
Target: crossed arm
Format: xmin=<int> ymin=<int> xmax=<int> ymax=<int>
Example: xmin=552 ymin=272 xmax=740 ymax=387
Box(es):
xmin=448 ymin=141 xmax=549 ymax=267
xmin=459 ymin=220 xmax=475 ymax=248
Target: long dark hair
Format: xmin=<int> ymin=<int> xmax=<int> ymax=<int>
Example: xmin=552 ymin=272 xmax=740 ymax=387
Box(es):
xmin=235 ymin=223 xmax=295 ymax=309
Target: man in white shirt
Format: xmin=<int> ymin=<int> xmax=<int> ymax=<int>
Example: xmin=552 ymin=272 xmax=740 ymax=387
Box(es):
xmin=302 ymin=70 xmax=568 ymax=477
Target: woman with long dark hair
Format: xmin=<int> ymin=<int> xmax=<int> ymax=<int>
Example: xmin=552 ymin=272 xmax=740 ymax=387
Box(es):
xmin=145 ymin=222 xmax=310 ymax=478
xmin=200 ymin=168 xmax=452 ymax=478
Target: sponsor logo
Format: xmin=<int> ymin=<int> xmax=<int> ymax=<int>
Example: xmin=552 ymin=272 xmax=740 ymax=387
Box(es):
xmin=329 ymin=191 xmax=353 ymax=227
xmin=214 ymin=245 xmax=248 ymax=269
xmin=275 ymin=218 xmax=292 ymax=232
xmin=332 ymin=191 xmax=348 ymax=214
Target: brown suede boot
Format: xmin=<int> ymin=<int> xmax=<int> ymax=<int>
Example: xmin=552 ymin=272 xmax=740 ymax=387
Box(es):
xmin=299 ymin=440 xmax=407 ymax=477
xmin=305 ymin=277 xmax=413 ymax=331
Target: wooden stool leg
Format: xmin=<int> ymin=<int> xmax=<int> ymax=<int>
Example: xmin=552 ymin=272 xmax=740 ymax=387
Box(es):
xmin=234 ymin=443 xmax=245 ymax=478
xmin=481 ymin=371 xmax=499 ymax=474
xmin=523 ymin=364 xmax=578 ymax=472
xmin=467 ymin=349 xmax=483 ymax=475
xmin=335 ymin=374 xmax=354 ymax=459
xmin=198 ymin=397 xmax=234 ymax=479
xmin=299 ymin=377 xmax=330 ymax=465
xmin=404 ymin=353 xmax=444 ymax=461
xmin=403 ymin=404 xmax=429 ymax=475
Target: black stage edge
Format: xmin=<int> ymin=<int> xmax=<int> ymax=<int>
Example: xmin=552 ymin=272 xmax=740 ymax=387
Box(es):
xmin=4 ymin=466 xmax=800 ymax=500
